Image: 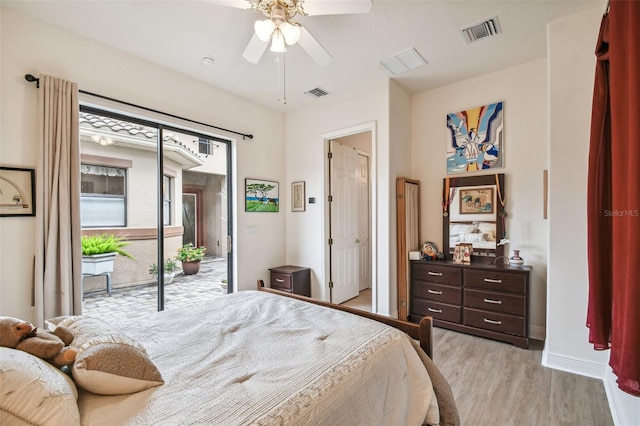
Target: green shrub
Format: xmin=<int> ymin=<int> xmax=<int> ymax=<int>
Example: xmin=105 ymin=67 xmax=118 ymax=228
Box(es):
xmin=81 ymin=234 xmax=134 ymax=259
xmin=149 ymin=258 xmax=178 ymax=275
xmin=175 ymin=243 xmax=206 ymax=262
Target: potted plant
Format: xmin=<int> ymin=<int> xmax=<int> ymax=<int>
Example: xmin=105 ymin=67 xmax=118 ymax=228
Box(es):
xmin=149 ymin=258 xmax=178 ymax=284
xmin=81 ymin=234 xmax=134 ymax=275
xmin=175 ymin=243 xmax=206 ymax=275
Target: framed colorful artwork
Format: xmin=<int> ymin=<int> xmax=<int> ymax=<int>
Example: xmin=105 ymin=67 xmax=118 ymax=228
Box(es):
xmin=0 ymin=166 xmax=35 ymax=217
xmin=245 ymin=178 xmax=279 ymax=212
xmin=446 ymin=101 xmax=503 ymax=174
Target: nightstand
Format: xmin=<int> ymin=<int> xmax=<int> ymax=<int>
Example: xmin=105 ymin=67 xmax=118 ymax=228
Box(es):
xmin=269 ymin=265 xmax=311 ymax=297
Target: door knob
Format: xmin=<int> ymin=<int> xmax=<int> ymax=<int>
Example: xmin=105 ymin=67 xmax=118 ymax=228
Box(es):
xmin=355 ymin=238 xmax=360 ymax=243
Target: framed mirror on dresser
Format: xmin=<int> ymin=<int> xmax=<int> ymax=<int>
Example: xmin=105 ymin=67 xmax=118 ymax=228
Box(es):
xmin=443 ymin=173 xmax=505 ymax=263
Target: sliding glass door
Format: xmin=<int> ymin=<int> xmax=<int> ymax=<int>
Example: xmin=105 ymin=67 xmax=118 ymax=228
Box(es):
xmin=79 ymin=106 xmax=232 ymax=317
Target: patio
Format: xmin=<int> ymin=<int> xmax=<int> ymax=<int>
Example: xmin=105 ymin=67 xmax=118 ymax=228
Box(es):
xmin=82 ymin=256 xmax=228 ymax=321
xmin=83 ymin=256 xmax=372 ymax=322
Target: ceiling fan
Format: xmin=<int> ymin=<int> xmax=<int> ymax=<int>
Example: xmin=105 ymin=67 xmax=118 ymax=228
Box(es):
xmin=211 ymin=0 xmax=372 ymax=66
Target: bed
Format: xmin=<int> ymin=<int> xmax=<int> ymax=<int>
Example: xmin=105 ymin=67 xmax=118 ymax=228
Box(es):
xmin=0 ymin=288 xmax=459 ymax=426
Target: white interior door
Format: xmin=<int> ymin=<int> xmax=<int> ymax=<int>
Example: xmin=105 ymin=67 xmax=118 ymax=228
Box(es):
xmin=330 ymin=140 xmax=360 ymax=304
xmin=357 ymin=154 xmax=370 ymax=291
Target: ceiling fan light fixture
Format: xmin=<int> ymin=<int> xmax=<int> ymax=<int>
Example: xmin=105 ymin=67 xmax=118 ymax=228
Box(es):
xmin=270 ymin=29 xmax=287 ymax=52
xmin=279 ymin=21 xmax=300 ymax=45
xmin=255 ymin=19 xmax=276 ymax=42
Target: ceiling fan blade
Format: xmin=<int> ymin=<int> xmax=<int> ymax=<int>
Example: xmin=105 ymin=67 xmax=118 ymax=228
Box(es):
xmin=297 ymin=26 xmax=332 ymax=66
xmin=207 ymin=0 xmax=253 ymax=10
xmin=302 ymin=0 xmax=372 ymax=16
xmin=243 ymin=34 xmax=269 ymax=64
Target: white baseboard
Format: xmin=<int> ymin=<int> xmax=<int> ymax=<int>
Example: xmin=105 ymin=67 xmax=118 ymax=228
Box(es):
xmin=603 ymin=367 xmax=640 ymax=426
xmin=541 ymin=350 xmax=606 ymax=379
xmin=603 ymin=370 xmax=622 ymax=426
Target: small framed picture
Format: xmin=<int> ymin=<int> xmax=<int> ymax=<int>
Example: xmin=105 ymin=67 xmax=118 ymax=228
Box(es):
xmin=245 ymin=178 xmax=279 ymax=212
xmin=292 ymin=181 xmax=305 ymax=212
xmin=459 ymin=187 xmax=494 ymax=215
xmin=453 ymin=243 xmax=473 ymax=264
xmin=0 ymin=166 xmax=35 ymax=217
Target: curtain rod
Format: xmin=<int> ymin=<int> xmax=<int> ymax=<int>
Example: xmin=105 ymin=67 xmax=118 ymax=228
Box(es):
xmin=24 ymin=74 xmax=253 ymax=140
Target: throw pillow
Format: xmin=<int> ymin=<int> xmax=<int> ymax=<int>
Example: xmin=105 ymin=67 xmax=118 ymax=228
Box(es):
xmin=48 ymin=316 xmax=164 ymax=395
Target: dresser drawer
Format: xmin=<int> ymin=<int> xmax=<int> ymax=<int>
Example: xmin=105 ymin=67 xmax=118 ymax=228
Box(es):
xmin=464 ymin=269 xmax=526 ymax=294
xmin=270 ymin=272 xmax=292 ymax=292
xmin=413 ymin=282 xmax=461 ymax=305
xmin=412 ymin=263 xmax=461 ymax=286
xmin=463 ymin=308 xmax=526 ymax=336
xmin=464 ymin=289 xmax=526 ymax=316
xmin=412 ymin=299 xmax=461 ymax=323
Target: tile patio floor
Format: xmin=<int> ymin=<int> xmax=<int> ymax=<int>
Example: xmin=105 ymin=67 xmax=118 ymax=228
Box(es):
xmin=83 ymin=256 xmax=372 ymax=321
xmin=82 ymin=256 xmax=228 ymax=321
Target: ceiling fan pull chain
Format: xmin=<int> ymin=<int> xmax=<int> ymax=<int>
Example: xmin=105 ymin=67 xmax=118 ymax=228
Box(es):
xmin=282 ymin=53 xmax=287 ymax=105
xmin=275 ymin=53 xmax=287 ymax=105
xmin=276 ymin=54 xmax=282 ymax=103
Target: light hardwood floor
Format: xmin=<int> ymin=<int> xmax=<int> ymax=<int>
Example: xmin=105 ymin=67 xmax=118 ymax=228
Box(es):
xmin=340 ymin=288 xmax=372 ymax=312
xmin=340 ymin=292 xmax=613 ymax=425
xmin=433 ymin=328 xmax=613 ymax=426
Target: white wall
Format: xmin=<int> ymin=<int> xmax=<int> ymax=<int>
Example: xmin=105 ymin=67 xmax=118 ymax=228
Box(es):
xmin=284 ymin=79 xmax=391 ymax=311
xmin=411 ymin=58 xmax=549 ymax=339
xmin=0 ymin=7 xmax=286 ymax=322
xmin=546 ymin=6 xmax=638 ymax=425
xmin=545 ymin=4 xmax=604 ymax=371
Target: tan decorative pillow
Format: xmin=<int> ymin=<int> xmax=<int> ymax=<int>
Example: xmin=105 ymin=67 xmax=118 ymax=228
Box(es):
xmin=48 ymin=316 xmax=164 ymax=395
xmin=0 ymin=347 xmax=80 ymax=425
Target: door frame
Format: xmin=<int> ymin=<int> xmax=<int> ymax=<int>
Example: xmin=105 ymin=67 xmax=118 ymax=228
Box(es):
xmin=322 ymin=121 xmax=377 ymax=312
xmin=182 ymin=187 xmax=205 ymax=247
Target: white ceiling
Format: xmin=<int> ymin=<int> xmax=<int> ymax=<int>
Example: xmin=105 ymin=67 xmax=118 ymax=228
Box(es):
xmin=3 ymin=0 xmax=602 ymax=111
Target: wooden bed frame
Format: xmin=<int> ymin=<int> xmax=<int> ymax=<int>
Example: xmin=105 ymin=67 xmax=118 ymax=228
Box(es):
xmin=257 ymin=280 xmax=434 ymax=359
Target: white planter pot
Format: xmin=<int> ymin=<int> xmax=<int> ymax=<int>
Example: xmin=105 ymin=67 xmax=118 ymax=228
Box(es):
xmin=82 ymin=253 xmax=116 ymax=275
xmin=151 ymin=272 xmax=176 ymax=284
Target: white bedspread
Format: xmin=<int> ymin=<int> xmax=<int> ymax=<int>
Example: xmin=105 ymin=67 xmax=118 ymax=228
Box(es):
xmin=79 ymin=290 xmax=437 ymax=425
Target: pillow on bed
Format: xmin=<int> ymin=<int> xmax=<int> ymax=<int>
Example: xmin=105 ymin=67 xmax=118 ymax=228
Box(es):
xmin=48 ymin=316 xmax=164 ymax=395
xmin=0 ymin=347 xmax=80 ymax=425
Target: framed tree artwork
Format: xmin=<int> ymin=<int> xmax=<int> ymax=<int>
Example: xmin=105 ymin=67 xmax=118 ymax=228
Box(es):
xmin=245 ymin=178 xmax=279 ymax=212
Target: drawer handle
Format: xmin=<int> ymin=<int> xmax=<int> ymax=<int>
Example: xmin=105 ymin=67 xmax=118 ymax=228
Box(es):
xmin=275 ymin=278 xmax=285 ymax=283
xmin=428 ymin=271 xmax=443 ymax=276
xmin=483 ymin=318 xmax=502 ymax=325
xmin=483 ymin=298 xmax=503 ymax=304
xmin=484 ymin=278 xmax=503 ymax=284
xmin=428 ymin=308 xmax=443 ymax=313
xmin=428 ymin=289 xmax=443 ymax=295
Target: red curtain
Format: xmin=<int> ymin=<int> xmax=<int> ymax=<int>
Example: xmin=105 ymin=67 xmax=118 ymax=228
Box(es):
xmin=587 ymin=0 xmax=640 ymax=397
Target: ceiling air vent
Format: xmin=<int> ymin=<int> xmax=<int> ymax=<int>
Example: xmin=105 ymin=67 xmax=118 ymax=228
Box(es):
xmin=460 ymin=16 xmax=502 ymax=44
xmin=305 ymin=87 xmax=329 ymax=98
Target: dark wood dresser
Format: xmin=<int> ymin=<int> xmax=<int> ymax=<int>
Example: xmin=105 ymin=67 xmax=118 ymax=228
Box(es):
xmin=409 ymin=260 xmax=531 ymax=348
xmin=269 ymin=265 xmax=311 ymax=297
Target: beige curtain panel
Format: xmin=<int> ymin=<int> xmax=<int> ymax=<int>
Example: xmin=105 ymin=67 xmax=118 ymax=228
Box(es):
xmin=34 ymin=74 xmax=82 ymax=325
